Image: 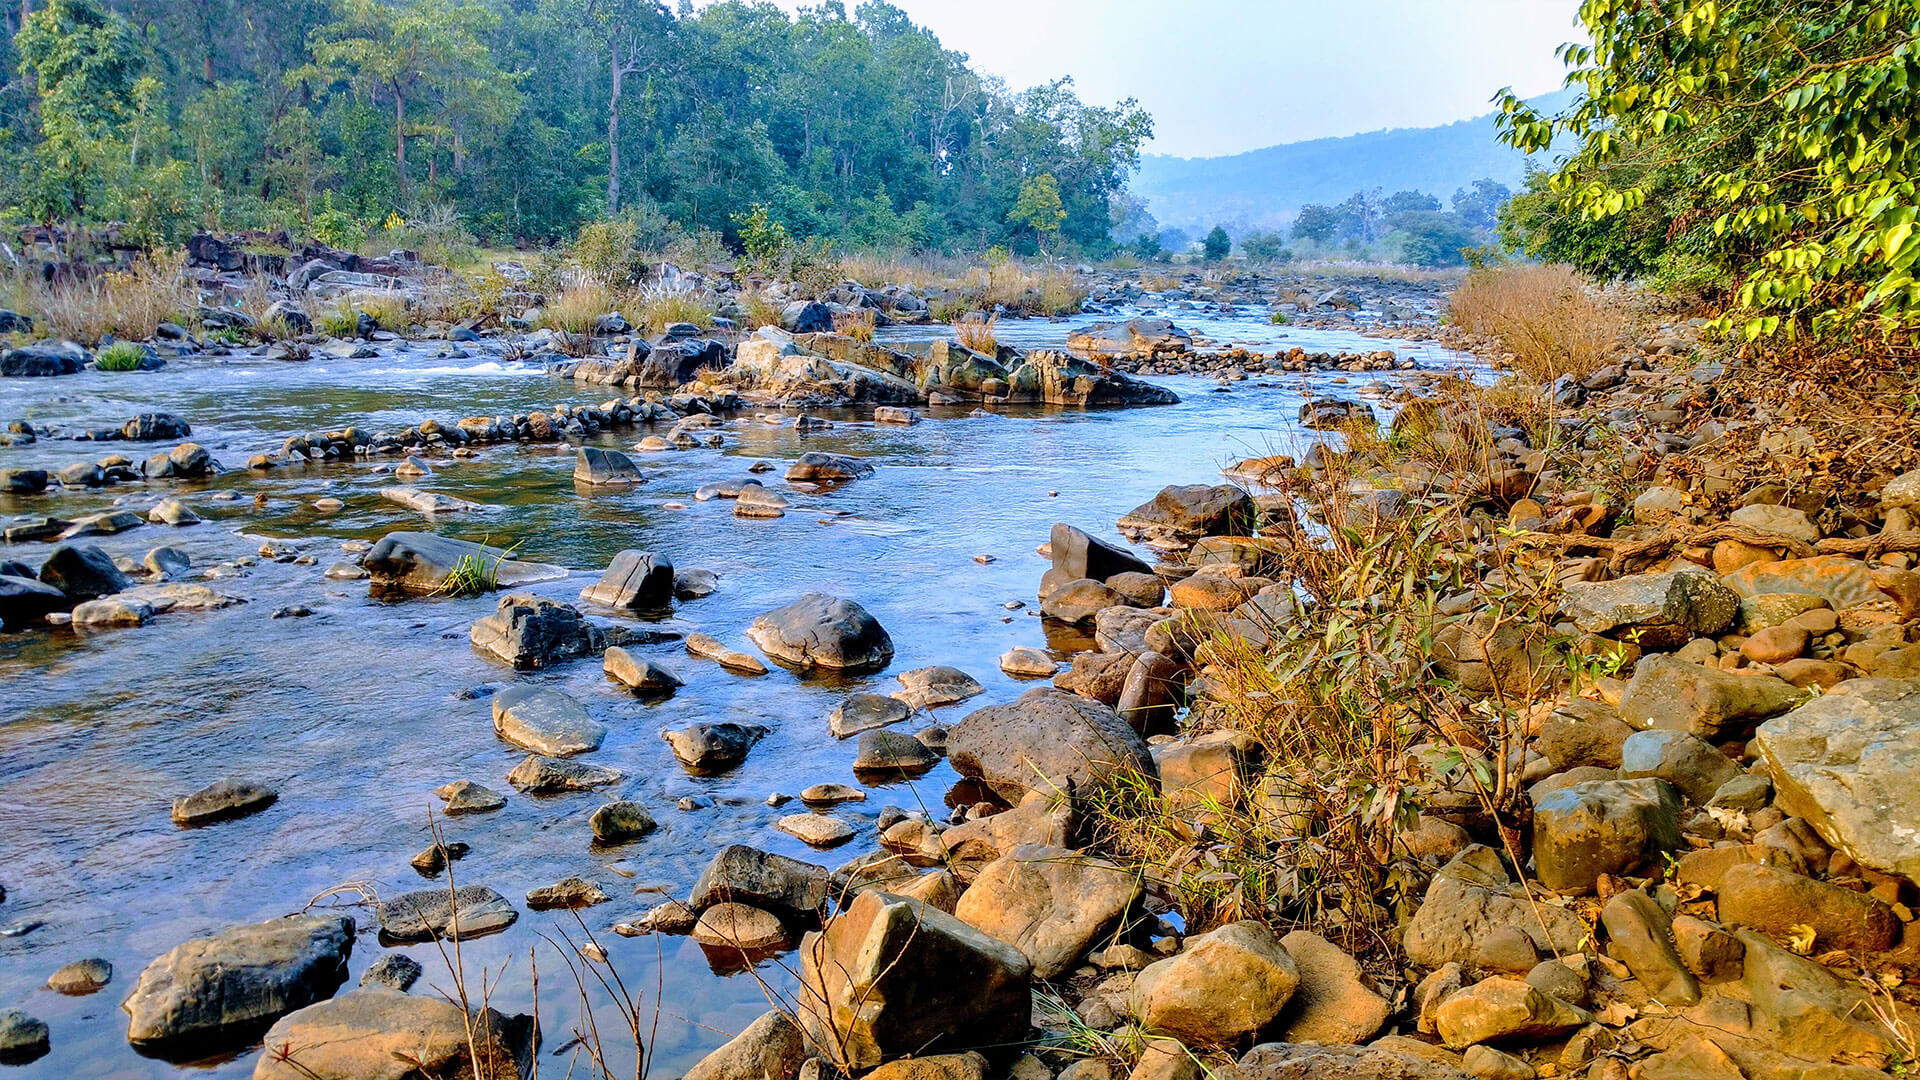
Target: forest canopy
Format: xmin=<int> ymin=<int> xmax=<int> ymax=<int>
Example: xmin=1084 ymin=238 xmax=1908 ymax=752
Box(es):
xmin=0 ymin=0 xmax=1154 ymax=256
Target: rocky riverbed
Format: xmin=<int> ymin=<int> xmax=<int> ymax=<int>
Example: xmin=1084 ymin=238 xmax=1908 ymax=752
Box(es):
xmin=0 ymin=298 xmax=1473 ymax=1078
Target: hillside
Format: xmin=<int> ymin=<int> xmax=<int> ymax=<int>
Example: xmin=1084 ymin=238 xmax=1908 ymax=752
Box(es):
xmin=1132 ymin=87 xmax=1579 ymax=232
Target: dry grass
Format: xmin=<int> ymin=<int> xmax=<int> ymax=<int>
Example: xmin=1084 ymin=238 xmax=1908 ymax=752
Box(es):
xmin=1297 ymin=259 xmax=1468 ymax=284
xmin=832 ymin=308 xmax=875 ymax=342
xmin=358 ymin=291 xmax=410 ymax=333
xmin=839 ymin=252 xmax=1087 ymax=317
xmin=954 ymin=313 xmax=998 ymax=354
xmin=539 ymin=283 xmax=619 ymax=335
xmin=630 ymin=280 xmax=715 ymax=335
xmin=28 ymin=250 xmax=195 ymax=344
xmin=1449 ymin=264 xmax=1627 ymax=383
xmin=737 ymin=288 xmax=783 ymax=330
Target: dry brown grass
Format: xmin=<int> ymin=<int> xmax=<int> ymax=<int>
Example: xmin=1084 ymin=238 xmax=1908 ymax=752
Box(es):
xmin=954 ymin=313 xmax=998 ymax=354
xmin=630 ymin=280 xmax=715 ymax=335
xmin=1449 ymin=264 xmax=1627 ymax=383
xmin=539 ymin=283 xmax=618 ymax=335
xmin=29 ymin=250 xmax=196 ymax=344
xmin=737 ymin=288 xmax=783 ymax=331
xmin=832 ymin=307 xmax=875 ymax=342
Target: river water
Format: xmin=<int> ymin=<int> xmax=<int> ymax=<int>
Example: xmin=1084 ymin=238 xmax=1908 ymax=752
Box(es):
xmin=0 ymin=307 xmax=1471 ymax=1078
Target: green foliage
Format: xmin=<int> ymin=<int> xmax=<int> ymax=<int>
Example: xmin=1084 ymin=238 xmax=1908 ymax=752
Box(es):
xmin=1291 ymin=203 xmax=1342 ymax=245
xmin=1394 ymin=211 xmax=1478 ymax=267
xmin=309 ymin=192 xmax=367 ymax=251
xmin=1008 ymin=172 xmax=1067 ymax=251
xmin=1202 ymin=224 xmax=1231 ymax=260
xmin=93 ymin=341 xmax=147 ymax=371
xmin=1497 ymin=0 xmax=1920 ymax=338
xmin=1239 ymin=229 xmax=1292 ymax=264
xmin=1132 ymin=232 xmax=1163 ymax=261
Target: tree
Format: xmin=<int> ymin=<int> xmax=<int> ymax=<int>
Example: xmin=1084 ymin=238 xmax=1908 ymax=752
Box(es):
xmin=544 ymin=0 xmax=673 ymax=215
xmin=1008 ymin=172 xmax=1065 ymax=253
xmin=1449 ymin=178 xmax=1510 ymax=232
xmin=1202 ymin=225 xmax=1232 ymax=260
xmin=303 ymin=0 xmax=520 ymax=199
xmin=1498 ymin=0 xmax=1920 ymax=337
xmin=15 ymin=0 xmax=144 ymax=228
xmin=1336 ymin=188 xmax=1385 ymax=244
xmin=1394 ymin=211 xmax=1476 ymax=267
xmin=1291 ymin=204 xmax=1341 ymax=245
xmin=1240 ymin=229 xmax=1291 ymax=264
xmin=1383 ymin=189 xmax=1440 ymax=216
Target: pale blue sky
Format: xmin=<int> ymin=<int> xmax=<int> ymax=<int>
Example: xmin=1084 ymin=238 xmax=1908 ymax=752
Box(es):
xmin=745 ymin=0 xmax=1589 ymax=158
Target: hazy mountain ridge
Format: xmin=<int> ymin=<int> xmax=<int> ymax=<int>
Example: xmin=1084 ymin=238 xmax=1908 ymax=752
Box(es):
xmin=1133 ymin=87 xmax=1580 ymax=232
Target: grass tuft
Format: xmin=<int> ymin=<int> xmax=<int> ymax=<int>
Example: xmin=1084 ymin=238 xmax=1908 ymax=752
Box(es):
xmin=94 ymin=341 xmax=149 ymax=372
xmin=954 ymin=313 xmax=998 ymax=355
xmin=1449 ymin=264 xmax=1627 ymax=383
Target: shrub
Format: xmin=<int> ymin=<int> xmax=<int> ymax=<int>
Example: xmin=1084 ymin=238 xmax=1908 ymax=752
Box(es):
xmin=1447 ymin=264 xmax=1625 ymax=383
xmin=570 ymin=218 xmax=644 ymax=286
xmin=1203 ymin=225 xmax=1231 ymax=260
xmin=833 ymin=307 xmax=875 ymax=342
xmin=630 ymin=279 xmax=715 ymax=335
xmin=538 ymin=283 xmax=618 ymax=335
xmin=33 ymin=250 xmax=195 ymax=345
xmin=317 ymin=296 xmax=360 ymax=338
xmin=358 ymin=292 xmax=410 ymax=333
xmin=954 ymin=313 xmax=998 ymax=354
xmin=94 ymin=341 xmax=148 ymax=371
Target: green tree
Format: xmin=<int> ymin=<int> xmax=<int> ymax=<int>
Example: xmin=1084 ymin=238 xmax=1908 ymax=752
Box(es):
xmin=1498 ymin=0 xmax=1920 ymax=337
xmin=1203 ymin=224 xmax=1231 ymax=260
xmin=15 ymin=0 xmax=144 ymax=229
xmin=1240 ymin=229 xmax=1291 ymax=263
xmin=1291 ymin=204 xmax=1341 ymax=245
xmin=1450 ymin=178 xmax=1510 ymax=232
xmin=1008 ymin=172 xmax=1066 ymax=253
xmin=302 ymin=0 xmax=520 ymax=199
xmin=1393 ymin=211 xmax=1476 ymax=267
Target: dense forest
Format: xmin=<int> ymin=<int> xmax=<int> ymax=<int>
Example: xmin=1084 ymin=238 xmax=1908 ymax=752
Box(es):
xmin=0 ymin=0 xmax=1154 ymax=256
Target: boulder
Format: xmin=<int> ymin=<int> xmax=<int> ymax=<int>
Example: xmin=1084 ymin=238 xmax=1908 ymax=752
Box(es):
xmin=123 ymin=412 xmax=192 ymax=441
xmin=1051 ymin=523 xmax=1153 ymax=581
xmin=375 ymin=885 xmax=518 ymax=943
xmin=786 ymin=452 xmax=875 ymax=482
xmin=251 ymin=987 xmax=534 ymax=1080
xmin=953 ymin=844 xmax=1141 ymax=978
xmin=781 ymin=301 xmax=833 ymax=333
xmin=1754 ymin=677 xmax=1920 ymax=882
xmin=1432 ymin=976 xmax=1590 ymax=1049
xmin=573 ymin=445 xmax=644 ymax=486
xmin=1562 ymin=570 xmax=1740 ymax=647
xmin=747 ymin=593 xmax=894 ymax=672
xmin=1600 ymin=890 xmax=1700 ymax=1005
xmin=123 ymin=915 xmax=354 ymax=1049
xmin=379 ymin=486 xmax=483 ymax=514
xmin=1299 ymin=399 xmax=1375 ymax=429
xmin=434 ymin=779 xmax=507 ymax=813
xmin=947 ymin=687 xmax=1157 ymax=801
xmin=47 ymin=957 xmax=113 ymax=995
xmin=38 ymin=543 xmax=131 ymax=601
xmin=1619 ymin=730 xmax=1740 ymax=804
xmin=794 ymin=889 xmax=1030 ymax=1072
xmin=831 ymin=693 xmax=913 ymax=737
xmin=1531 ymin=779 xmax=1683 ymax=893
xmin=171 ymin=779 xmax=278 ymax=825
xmin=0 ymin=1009 xmax=49 ymax=1063
xmin=506 ymin=755 xmax=621 ymax=793
xmin=491 ymin=685 xmax=605 ymax=756
xmin=1066 ymin=317 xmax=1192 ymax=355
xmin=1617 ymin=654 xmax=1800 ymax=738
xmin=579 ymin=550 xmax=674 ymax=610
xmin=856 ymin=728 xmax=940 ymax=772
xmin=470 ymin=594 xmax=606 ymax=669
xmin=1041 ymin=578 xmax=1125 ymax=623
xmin=589 ymin=800 xmax=657 ymax=842
xmin=0 ymin=341 xmax=87 ymax=376
xmin=1721 ymin=554 xmax=1883 ymax=610
xmin=691 ymin=845 xmax=832 ymax=926
xmin=1716 ymin=863 xmax=1898 ymax=952
xmin=1117 ymin=484 xmax=1254 ymax=546
xmin=681 ymin=1009 xmax=807 ymax=1080
xmin=1130 ymin=921 xmax=1298 ymax=1045
xmin=1404 ymin=847 xmax=1588 ymax=968
xmin=602 ymin=648 xmax=682 ymax=694
xmin=1274 ymin=931 xmax=1390 ymax=1045
xmin=1237 ymin=1043 xmax=1469 ymax=1080
xmin=664 ymin=722 xmax=769 ymax=772
xmin=1001 ymin=350 xmax=1179 ymax=407
xmin=0 ymin=575 xmax=67 ymax=629
xmin=362 ymin=532 xmax=565 ymax=595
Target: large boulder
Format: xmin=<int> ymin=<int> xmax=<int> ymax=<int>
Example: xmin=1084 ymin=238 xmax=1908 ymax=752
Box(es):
xmin=946 ymin=687 xmax=1157 ymax=801
xmin=491 ymin=686 xmax=605 ymax=756
xmin=663 ymin=722 xmax=768 ymax=772
xmin=1274 ymin=931 xmax=1390 ymax=1045
xmin=470 ymin=594 xmax=606 ymax=669
xmin=1066 ymin=317 xmax=1192 ymax=355
xmin=1717 ymin=862 xmax=1899 ymax=952
xmin=747 ymin=593 xmax=894 ymax=672
xmin=781 ymin=301 xmax=832 ymax=333
xmin=0 ymin=342 xmax=87 ymax=376
xmin=1001 ymin=350 xmax=1179 ymax=407
xmin=953 ymin=844 xmax=1141 ymax=978
xmin=691 ymin=845 xmax=832 ymax=926
xmin=123 ymin=412 xmax=192 ymax=441
xmin=794 ymin=889 xmax=1030 ymax=1071
xmin=579 ymin=550 xmax=674 ymax=611
xmin=681 ymin=1009 xmax=807 ymax=1080
xmin=1403 ymin=847 xmax=1587 ymax=968
xmin=1562 ymin=570 xmax=1740 ymax=647
xmin=1129 ymin=921 xmax=1299 ymax=1045
xmin=1050 ymin=523 xmax=1153 ymax=581
xmin=1617 ymin=655 xmax=1801 ymax=738
xmin=362 ymin=532 xmax=565 ymax=595
xmin=38 ymin=543 xmax=131 ymax=601
xmin=1531 ymin=778 xmax=1683 ymax=894
xmin=122 ymin=915 xmax=354 ymax=1050
xmin=1117 ymin=484 xmax=1254 ymax=546
xmin=1755 ymin=678 xmax=1920 ymax=882
xmin=0 ymin=574 xmax=68 ymax=629
xmin=1721 ymin=555 xmax=1883 ymax=610
xmin=252 ymin=987 xmax=534 ymax=1080
xmin=573 ymin=445 xmax=644 ymax=486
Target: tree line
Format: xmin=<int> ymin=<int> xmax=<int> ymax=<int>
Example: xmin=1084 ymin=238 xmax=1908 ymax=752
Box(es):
xmin=1137 ymin=179 xmax=1511 ymax=267
xmin=0 ymin=0 xmax=1155 ymax=257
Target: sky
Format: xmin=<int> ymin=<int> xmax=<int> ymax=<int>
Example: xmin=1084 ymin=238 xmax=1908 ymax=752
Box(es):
xmin=738 ymin=0 xmax=1588 ymax=159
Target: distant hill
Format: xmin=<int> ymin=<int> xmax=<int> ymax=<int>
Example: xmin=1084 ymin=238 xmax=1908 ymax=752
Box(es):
xmin=1131 ymin=87 xmax=1579 ymax=233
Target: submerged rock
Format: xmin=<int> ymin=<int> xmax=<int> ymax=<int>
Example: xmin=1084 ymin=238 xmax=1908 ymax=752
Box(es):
xmin=470 ymin=593 xmax=606 ymax=669
xmin=375 ymin=885 xmax=517 ymax=943
xmin=171 ymin=779 xmax=278 ymax=826
xmin=363 ymin=532 xmax=564 ymax=595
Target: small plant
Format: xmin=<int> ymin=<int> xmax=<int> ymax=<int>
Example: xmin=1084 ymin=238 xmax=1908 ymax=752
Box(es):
xmin=317 ymin=297 xmax=360 ymax=339
xmin=539 ymin=283 xmax=618 ymax=336
xmin=94 ymin=342 xmax=149 ymax=372
xmin=1269 ymin=310 xmax=1290 ymax=326
xmin=832 ymin=308 xmax=875 ymax=342
xmin=358 ymin=292 xmax=410 ymax=333
xmin=954 ymin=313 xmax=998 ymax=355
xmin=436 ymin=539 xmax=520 ymax=599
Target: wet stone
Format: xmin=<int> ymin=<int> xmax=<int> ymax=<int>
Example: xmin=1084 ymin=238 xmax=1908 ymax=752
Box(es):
xmin=171 ymin=778 xmax=277 ymax=826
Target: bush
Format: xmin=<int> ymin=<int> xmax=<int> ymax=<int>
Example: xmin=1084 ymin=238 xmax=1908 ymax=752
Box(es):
xmin=631 ymin=280 xmax=715 ymax=335
xmin=94 ymin=341 xmax=148 ymax=371
xmin=539 ymin=283 xmax=618 ymax=335
xmin=34 ymin=250 xmax=194 ymax=345
xmin=1448 ymin=264 xmax=1626 ymax=383
xmin=1203 ymin=225 xmax=1231 ymax=260
xmin=954 ymin=313 xmax=998 ymax=354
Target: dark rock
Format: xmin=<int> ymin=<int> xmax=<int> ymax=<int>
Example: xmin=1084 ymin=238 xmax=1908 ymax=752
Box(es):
xmin=1117 ymin=484 xmax=1254 ymax=545
xmin=375 ymin=885 xmax=518 ymax=943
xmin=1050 ymin=523 xmax=1152 ymax=581
xmin=573 ymin=445 xmax=644 ymax=486
xmin=357 ymin=954 xmax=422 ymax=991
xmin=663 ymin=722 xmax=769 ymax=772
xmin=691 ymin=844 xmax=832 ymax=926
xmin=123 ymin=412 xmax=192 ymax=441
xmin=786 ymin=452 xmax=875 ymax=482
xmin=122 ymin=915 xmax=354 ymax=1049
xmin=0 ymin=342 xmax=87 ymax=377
xmin=747 ymin=593 xmax=894 ymax=672
xmin=171 ymin=779 xmax=277 ymax=826
xmin=38 ymin=543 xmax=131 ymax=601
xmin=580 ymin=549 xmax=674 ymax=610
xmin=363 ymin=531 xmax=565 ymax=595
xmin=470 ymin=593 xmax=606 ymax=669
xmin=1531 ymin=778 xmax=1684 ymax=893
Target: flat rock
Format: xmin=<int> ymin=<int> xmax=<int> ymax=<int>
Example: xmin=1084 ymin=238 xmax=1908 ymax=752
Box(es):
xmin=46 ymin=957 xmax=112 ymax=995
xmin=123 ymin=915 xmax=354 ymax=1048
xmin=892 ymin=665 xmax=985 ymax=710
xmin=525 ymin=877 xmax=611 ymax=910
xmin=999 ymin=647 xmax=1059 ymax=677
xmin=603 ymin=647 xmax=683 ymax=694
xmin=506 ymin=754 xmax=621 ymax=793
xmin=692 ymin=902 xmax=790 ymax=951
xmin=778 ymin=813 xmax=857 ymax=847
xmin=362 ymin=532 xmax=564 ymax=594
xmin=252 ymin=987 xmax=533 ymax=1080
xmin=831 ymin=693 xmax=912 ymax=737
xmin=433 ymin=779 xmax=506 ymax=812
xmin=375 ymin=885 xmax=518 ymax=943
xmin=171 ymin=779 xmax=277 ymax=826
xmin=491 ymin=685 xmax=605 ymax=756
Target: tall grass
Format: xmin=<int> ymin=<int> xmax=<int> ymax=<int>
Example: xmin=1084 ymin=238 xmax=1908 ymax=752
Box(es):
xmin=630 ymin=279 xmax=715 ymax=335
xmin=1448 ymin=264 xmax=1626 ymax=383
xmin=94 ymin=342 xmax=149 ymax=371
xmin=832 ymin=307 xmax=875 ymax=342
xmin=27 ymin=250 xmax=195 ymax=344
xmin=954 ymin=314 xmax=998 ymax=354
xmin=539 ymin=283 xmax=619 ymax=335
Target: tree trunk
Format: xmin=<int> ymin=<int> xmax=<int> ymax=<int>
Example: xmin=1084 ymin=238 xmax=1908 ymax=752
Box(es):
xmin=394 ymin=92 xmax=408 ymax=197
xmin=607 ymin=46 xmax=624 ymax=214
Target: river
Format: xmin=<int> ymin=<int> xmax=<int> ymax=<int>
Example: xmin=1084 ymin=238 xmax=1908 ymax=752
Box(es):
xmin=0 ymin=306 xmax=1472 ymax=1078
